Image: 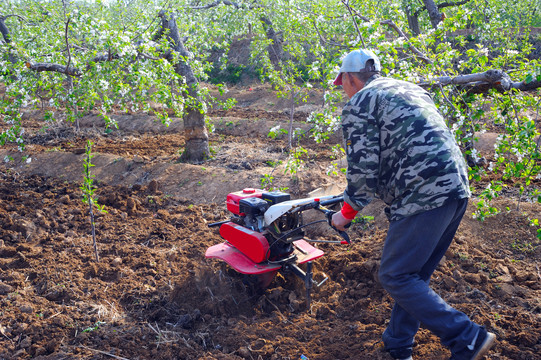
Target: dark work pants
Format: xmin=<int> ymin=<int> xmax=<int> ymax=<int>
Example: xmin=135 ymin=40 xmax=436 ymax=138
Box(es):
xmin=379 ymin=198 xmax=481 ymax=358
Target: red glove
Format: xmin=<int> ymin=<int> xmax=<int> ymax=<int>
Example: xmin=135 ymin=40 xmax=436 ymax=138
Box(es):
xmin=340 ymin=202 xmax=358 ymax=220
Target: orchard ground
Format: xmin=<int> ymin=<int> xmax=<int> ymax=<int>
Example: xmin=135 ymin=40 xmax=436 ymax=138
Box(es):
xmin=0 ymin=84 xmax=540 ymax=360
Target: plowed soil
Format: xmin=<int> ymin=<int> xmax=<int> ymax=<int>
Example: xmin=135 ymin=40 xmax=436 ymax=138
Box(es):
xmin=0 ymin=85 xmax=540 ymax=360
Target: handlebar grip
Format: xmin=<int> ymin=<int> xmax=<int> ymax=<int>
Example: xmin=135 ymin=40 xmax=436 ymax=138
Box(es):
xmin=325 ymin=211 xmax=351 ymax=244
xmin=208 ymin=220 xmax=229 ymax=228
xmin=319 ymin=196 xmax=344 ymax=207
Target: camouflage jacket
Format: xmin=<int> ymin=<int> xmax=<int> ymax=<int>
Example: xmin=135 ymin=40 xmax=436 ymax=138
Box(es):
xmin=341 ymin=75 xmax=470 ymax=221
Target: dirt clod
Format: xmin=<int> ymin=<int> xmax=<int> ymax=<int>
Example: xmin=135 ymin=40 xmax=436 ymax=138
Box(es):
xmin=0 ymin=282 xmax=13 ymax=295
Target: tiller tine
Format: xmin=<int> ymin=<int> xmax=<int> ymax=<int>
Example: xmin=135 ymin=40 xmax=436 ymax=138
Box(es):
xmin=286 ymin=261 xmax=314 ymax=309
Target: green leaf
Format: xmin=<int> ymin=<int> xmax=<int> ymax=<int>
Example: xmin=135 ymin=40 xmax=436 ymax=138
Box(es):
xmin=478 ymin=55 xmax=488 ymax=66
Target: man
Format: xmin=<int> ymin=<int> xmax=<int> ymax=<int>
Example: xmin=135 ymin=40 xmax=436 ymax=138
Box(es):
xmin=331 ymin=49 xmax=496 ymax=360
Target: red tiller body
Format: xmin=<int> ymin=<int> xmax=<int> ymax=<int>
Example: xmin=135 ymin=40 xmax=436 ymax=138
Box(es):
xmin=219 ymin=222 xmax=269 ymax=263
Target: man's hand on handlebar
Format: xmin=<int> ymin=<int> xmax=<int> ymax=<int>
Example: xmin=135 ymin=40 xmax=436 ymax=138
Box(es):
xmin=331 ymin=211 xmax=352 ymax=231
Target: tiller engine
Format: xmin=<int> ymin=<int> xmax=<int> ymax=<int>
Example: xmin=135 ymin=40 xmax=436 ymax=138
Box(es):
xmin=206 ymin=188 xmax=350 ymax=307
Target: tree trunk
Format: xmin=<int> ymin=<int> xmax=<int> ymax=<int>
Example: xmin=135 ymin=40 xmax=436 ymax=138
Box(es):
xmin=259 ymin=16 xmax=284 ymax=67
xmin=405 ymin=6 xmax=421 ymax=35
xmin=422 ymin=0 xmax=443 ymax=29
xmin=0 ymin=17 xmax=11 ymax=43
xmin=0 ymin=17 xmax=17 ymax=65
xmin=158 ymin=10 xmax=209 ymax=163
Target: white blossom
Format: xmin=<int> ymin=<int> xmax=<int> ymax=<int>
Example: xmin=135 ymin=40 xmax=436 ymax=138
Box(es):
xmin=470 ymin=148 xmax=480 ymax=162
xmin=270 ymin=125 xmax=281 ymax=133
xmin=478 ymin=47 xmax=489 ymax=56
xmin=99 ymin=79 xmax=110 ymax=90
xmin=119 ymin=87 xmax=129 ymax=97
xmin=328 ymin=115 xmax=340 ymax=130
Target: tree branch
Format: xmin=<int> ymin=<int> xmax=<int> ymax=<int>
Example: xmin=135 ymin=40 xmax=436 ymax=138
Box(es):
xmin=438 ymin=0 xmax=472 ymax=9
xmin=346 ymin=6 xmax=432 ymax=64
xmin=340 ymin=0 xmax=366 ymax=48
xmin=380 ymin=19 xmax=432 ymax=64
xmin=189 ymin=0 xmax=242 ymax=9
xmin=513 ymin=78 xmax=541 ymax=92
xmin=0 ymin=12 xmax=28 ymax=42
xmin=417 ymin=69 xmax=541 ymax=92
xmin=64 ymin=17 xmax=72 ymax=75
xmin=311 ymin=20 xmax=346 ymax=48
xmin=25 ymin=61 xmax=82 ymax=77
xmin=5 ymin=10 xmax=181 ymax=81
xmin=2 ymin=14 xmax=27 ymax=22
xmin=137 ymin=52 xmax=161 ymax=61
xmin=414 ymin=0 xmax=471 ymax=17
xmin=25 ymin=47 xmax=177 ymax=77
xmin=90 ymin=53 xmax=121 ymax=62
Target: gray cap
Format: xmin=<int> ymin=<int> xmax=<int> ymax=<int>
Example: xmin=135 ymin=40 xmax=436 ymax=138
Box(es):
xmin=333 ymin=49 xmax=381 ymax=86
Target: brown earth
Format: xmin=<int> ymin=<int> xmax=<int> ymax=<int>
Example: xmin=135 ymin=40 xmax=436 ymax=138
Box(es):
xmin=0 ymin=84 xmax=540 ymax=360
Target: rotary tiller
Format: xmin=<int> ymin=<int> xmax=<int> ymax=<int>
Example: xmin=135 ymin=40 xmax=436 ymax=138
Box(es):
xmin=205 ymin=188 xmax=350 ymax=307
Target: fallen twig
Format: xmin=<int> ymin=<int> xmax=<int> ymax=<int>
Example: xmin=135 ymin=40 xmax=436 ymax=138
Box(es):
xmin=48 ymin=311 xmax=63 ymax=319
xmin=80 ymin=345 xmax=131 ymax=360
xmin=148 ymin=322 xmax=194 ymax=349
xmin=264 ymin=295 xmax=286 ymax=321
xmin=206 ymin=286 xmax=215 ymax=300
xmin=147 ymin=322 xmax=162 ymax=349
xmin=0 ymin=325 xmax=13 ymax=342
